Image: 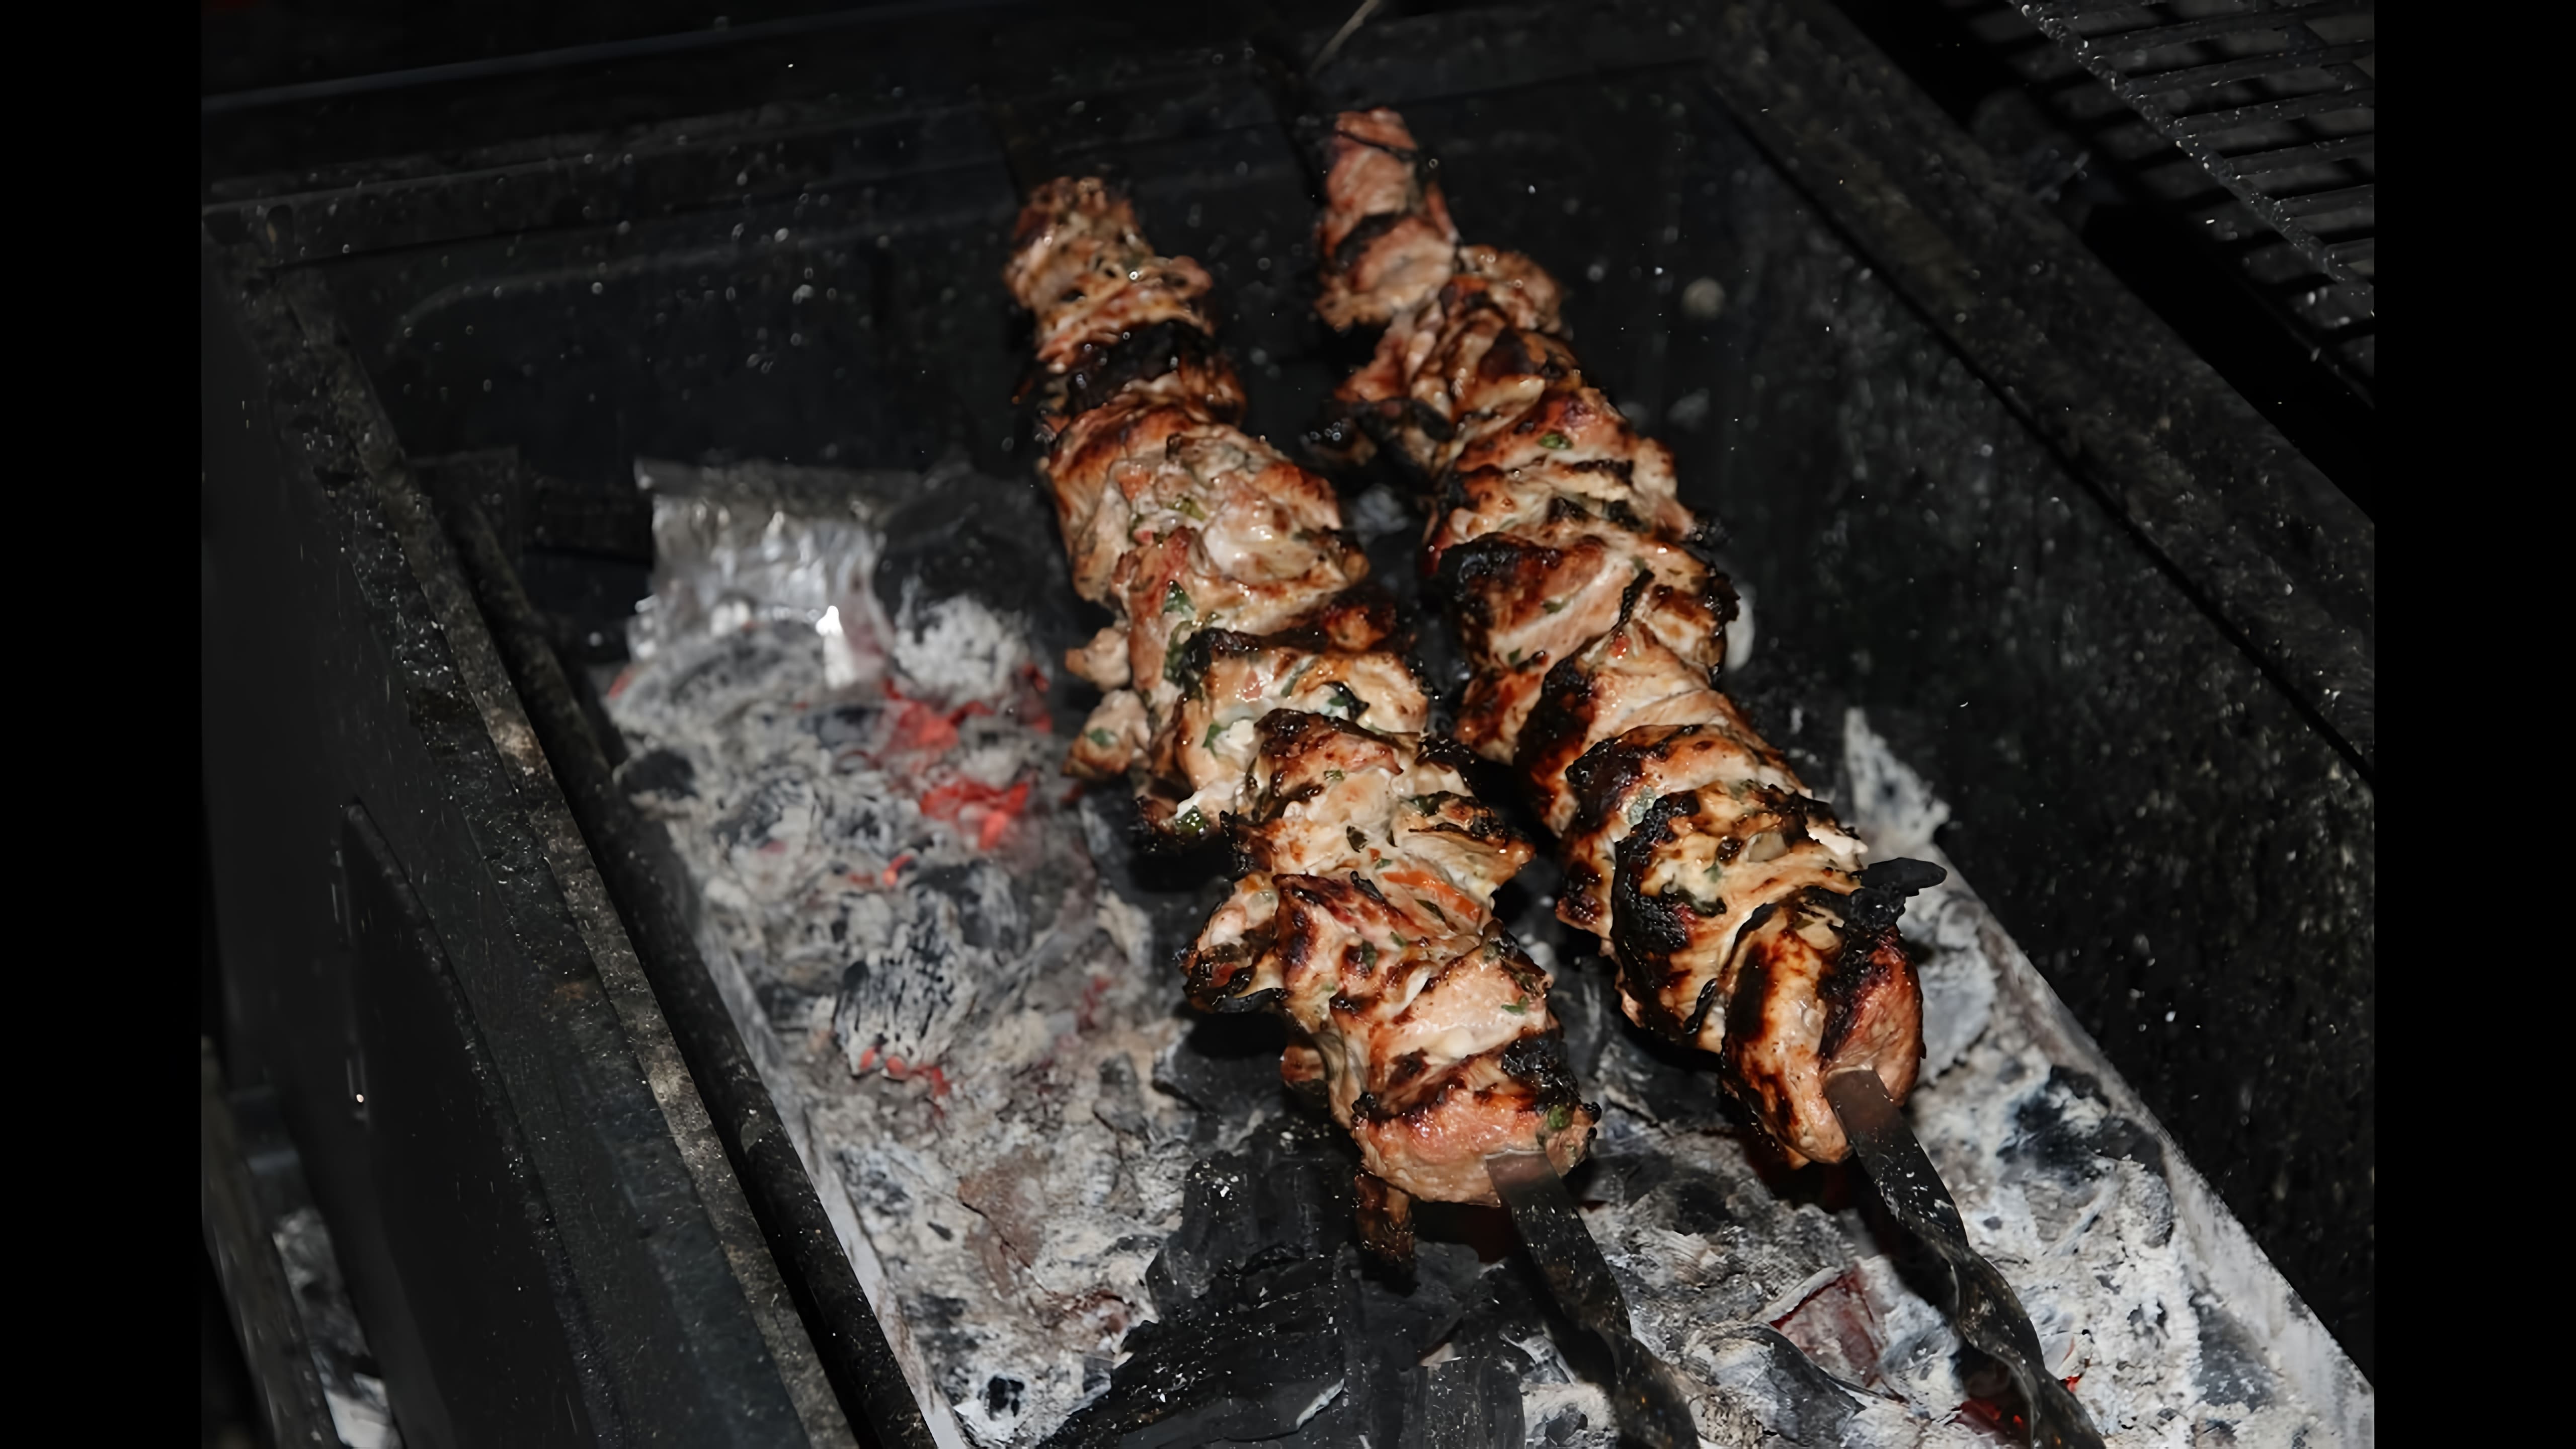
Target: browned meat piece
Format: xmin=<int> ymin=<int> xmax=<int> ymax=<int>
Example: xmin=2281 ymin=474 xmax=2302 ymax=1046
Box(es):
xmin=1315 ymin=108 xmax=1462 ymax=331
xmin=1314 ymin=109 xmax=1925 ymax=1167
xmin=1184 ymin=869 xmax=1586 ymax=1201
xmin=1005 ymin=178 xmax=1596 ymax=1205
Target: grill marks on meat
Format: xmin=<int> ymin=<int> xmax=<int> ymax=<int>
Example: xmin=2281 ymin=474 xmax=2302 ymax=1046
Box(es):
xmin=1005 ymin=177 xmax=1595 ymax=1205
xmin=1314 ymin=111 xmax=1924 ymax=1167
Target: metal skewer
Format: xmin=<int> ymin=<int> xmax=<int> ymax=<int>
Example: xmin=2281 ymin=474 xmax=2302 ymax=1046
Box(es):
xmin=1488 ymin=1151 xmax=1698 ymax=1449
xmin=1826 ymin=1070 xmax=2108 ymax=1449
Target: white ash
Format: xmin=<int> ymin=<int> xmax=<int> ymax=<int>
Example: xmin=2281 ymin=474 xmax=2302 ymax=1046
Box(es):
xmin=890 ymin=580 xmax=1038 ymax=709
xmin=607 ymin=471 xmax=1199 ymax=1448
xmin=1349 ymin=482 xmax=1416 ymax=545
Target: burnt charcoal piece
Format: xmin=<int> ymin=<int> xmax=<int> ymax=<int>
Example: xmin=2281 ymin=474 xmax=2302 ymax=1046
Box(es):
xmin=1577 ymin=967 xmax=1723 ymax=1127
xmin=1337 ymin=1240 xmax=1483 ymax=1449
xmin=2006 ymin=1066 xmax=2169 ymax=1185
xmin=1440 ymin=1239 xmax=1550 ymax=1353
xmin=751 ymin=980 xmax=828 ymax=1036
xmin=872 ymin=471 xmax=1065 ymax=627
xmin=1054 ymin=1251 xmax=1352 ymax=1449
xmin=614 ymin=747 xmax=695 ymax=804
xmin=1397 ymin=1353 xmax=1525 ymax=1449
xmin=1152 ymin=1012 xmax=1292 ymax=1127
xmin=1536 ymin=1407 xmax=1588 ymax=1443
xmin=1687 ymin=1323 xmax=1860 ymax=1446
xmin=1669 ymin=1171 xmax=1736 ymax=1236
xmin=1051 ymin=1241 xmax=1474 ymax=1449
xmin=985 ymin=1376 xmax=1025 ymax=1417
xmin=1060 ymin=1106 xmax=1485 ymax=1449
xmin=804 ymin=702 xmax=879 ymax=756
xmin=910 ymin=859 xmax=1029 ymax=957
xmin=1146 ymin=1120 xmax=1357 ymax=1317
xmin=1582 ymin=1147 xmax=1677 ymax=1214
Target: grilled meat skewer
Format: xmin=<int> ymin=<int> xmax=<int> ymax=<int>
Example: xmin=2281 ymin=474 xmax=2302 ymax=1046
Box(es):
xmin=1312 ymin=110 xmax=1928 ymax=1168
xmin=1004 ymin=178 xmax=1596 ymax=1206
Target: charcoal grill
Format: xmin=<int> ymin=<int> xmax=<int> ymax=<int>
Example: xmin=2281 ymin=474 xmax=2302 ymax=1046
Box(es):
xmin=201 ymin=2 xmax=2373 ymax=1443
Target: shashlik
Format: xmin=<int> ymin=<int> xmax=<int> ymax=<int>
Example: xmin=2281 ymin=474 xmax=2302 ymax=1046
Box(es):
xmin=1311 ymin=110 xmax=1928 ymax=1168
xmin=1003 ymin=178 xmax=1596 ymax=1210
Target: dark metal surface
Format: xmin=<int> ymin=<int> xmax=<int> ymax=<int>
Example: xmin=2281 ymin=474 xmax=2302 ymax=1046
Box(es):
xmin=1827 ymin=1071 xmax=2105 ymax=1449
xmin=418 ymin=453 xmax=935 ymax=1449
xmin=202 ymin=236 xmax=848 ymax=1445
xmin=1486 ymin=1153 xmax=1696 ymax=1449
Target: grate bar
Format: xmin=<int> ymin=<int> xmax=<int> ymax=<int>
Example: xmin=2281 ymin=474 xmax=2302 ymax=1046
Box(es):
xmin=2171 ymin=85 xmax=2375 ymax=135
xmin=2126 ymin=41 xmax=2375 ymax=95
xmin=2271 ymin=182 xmax=2375 ymax=219
xmin=2325 ymin=237 xmax=2375 ymax=265
xmin=2219 ymin=133 xmax=2375 ymax=176
xmin=2077 ymin=0 xmax=2371 ymax=57
xmin=2028 ymin=0 xmax=2169 ymax=21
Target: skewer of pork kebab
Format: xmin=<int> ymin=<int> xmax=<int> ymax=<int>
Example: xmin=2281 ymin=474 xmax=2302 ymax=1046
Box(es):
xmin=1310 ymin=107 xmax=2107 ymax=1449
xmin=1001 ymin=176 xmax=1616 ymax=1240
xmin=1006 ymin=177 xmax=1697 ymax=1447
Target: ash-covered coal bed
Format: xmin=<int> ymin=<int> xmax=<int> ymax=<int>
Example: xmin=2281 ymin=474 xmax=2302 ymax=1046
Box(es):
xmin=603 ymin=461 xmax=2367 ymax=1449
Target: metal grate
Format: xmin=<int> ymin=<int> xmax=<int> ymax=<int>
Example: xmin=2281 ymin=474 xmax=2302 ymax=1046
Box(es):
xmin=2010 ymin=1 xmax=2375 ymax=390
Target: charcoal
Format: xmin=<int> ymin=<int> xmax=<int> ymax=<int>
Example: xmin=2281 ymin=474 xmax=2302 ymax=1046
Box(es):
xmin=834 ymin=929 xmax=970 ymax=1072
xmin=1679 ymin=1324 xmax=1858 ymax=1446
xmin=873 ymin=471 xmax=1066 ymax=630
xmin=1045 ymin=1249 xmax=1355 ymax=1449
xmin=1151 ymin=1012 xmax=1290 ymax=1125
xmin=1146 ymin=1120 xmax=1355 ymax=1318
xmin=1438 ymin=1253 xmax=1552 ymax=1372
xmin=752 ymin=979 xmax=829 ymax=1035
xmin=912 ymin=859 xmax=1028 ymax=956
xmin=1583 ymin=970 xmax=1722 ymax=1128
xmin=804 ymin=701 xmax=879 ymax=756
xmin=1534 ymin=1406 xmax=1588 ymax=1443
xmin=1342 ymin=1242 xmax=1479 ymax=1446
xmin=1396 ymin=1353 xmax=1525 ymax=1449
xmin=1668 ymin=1171 xmax=1736 ymax=1237
xmin=2006 ymin=1067 xmax=2167 ymax=1184
xmin=1060 ymin=1122 xmax=1479 ymax=1449
xmin=713 ymin=768 xmax=816 ymax=859
xmin=614 ymin=746 xmax=696 ymax=803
